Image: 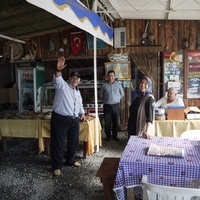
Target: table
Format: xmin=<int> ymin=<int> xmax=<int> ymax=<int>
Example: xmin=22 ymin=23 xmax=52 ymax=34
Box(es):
xmin=0 ymin=119 xmax=40 ymax=150
xmin=0 ymin=117 xmax=102 ymax=158
xmin=155 ymin=119 xmax=200 ymax=137
xmin=113 ymin=136 xmax=200 ymax=200
xmin=38 ymin=117 xmax=102 ymax=157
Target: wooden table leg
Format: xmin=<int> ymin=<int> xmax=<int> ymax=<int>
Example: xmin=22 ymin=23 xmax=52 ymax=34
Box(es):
xmin=127 ymin=187 xmax=135 ymax=200
xmin=2 ymin=137 xmax=7 ymax=151
xmin=103 ymin=182 xmax=113 ymax=200
xmin=83 ymin=141 xmax=87 ymax=159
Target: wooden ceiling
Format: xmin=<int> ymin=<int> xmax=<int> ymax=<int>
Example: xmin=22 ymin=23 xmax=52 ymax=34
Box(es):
xmin=0 ymin=0 xmax=93 ymax=42
xmin=1 ymin=0 xmax=200 ymax=43
xmin=0 ymin=0 xmax=107 ymax=68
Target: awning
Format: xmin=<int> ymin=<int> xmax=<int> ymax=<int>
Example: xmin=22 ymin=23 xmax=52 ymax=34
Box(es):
xmin=26 ymin=0 xmax=111 ymax=154
xmin=26 ymin=0 xmax=113 ymax=46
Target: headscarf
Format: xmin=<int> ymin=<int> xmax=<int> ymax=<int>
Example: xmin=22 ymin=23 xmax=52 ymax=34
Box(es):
xmin=138 ymin=76 xmax=153 ymax=103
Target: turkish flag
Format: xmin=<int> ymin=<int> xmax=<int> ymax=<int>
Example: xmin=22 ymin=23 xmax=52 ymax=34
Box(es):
xmin=70 ymin=31 xmax=83 ymax=55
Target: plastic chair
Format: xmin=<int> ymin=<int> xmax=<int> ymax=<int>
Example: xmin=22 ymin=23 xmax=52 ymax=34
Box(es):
xmin=180 ymin=130 xmax=200 ymax=140
xmin=141 ymin=175 xmax=200 ymax=200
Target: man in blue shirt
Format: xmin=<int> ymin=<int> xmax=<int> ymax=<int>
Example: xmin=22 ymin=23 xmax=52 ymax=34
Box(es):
xmin=50 ymin=57 xmax=85 ymax=176
xmin=99 ymin=70 xmax=124 ymax=141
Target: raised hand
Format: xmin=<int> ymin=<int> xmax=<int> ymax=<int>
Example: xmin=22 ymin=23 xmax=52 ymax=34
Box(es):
xmin=57 ymin=57 xmax=66 ymax=71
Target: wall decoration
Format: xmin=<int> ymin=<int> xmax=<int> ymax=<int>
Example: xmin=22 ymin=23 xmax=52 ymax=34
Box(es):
xmin=70 ymin=31 xmax=83 ymax=55
xmin=187 ymin=51 xmax=200 ymax=98
xmin=107 ymin=53 xmax=129 ymax=62
xmin=163 ymin=51 xmax=183 ymax=97
xmin=3 ymin=41 xmax=24 ymax=61
xmin=86 ymin=33 xmax=106 ymax=50
xmin=104 ymin=61 xmax=131 ymax=80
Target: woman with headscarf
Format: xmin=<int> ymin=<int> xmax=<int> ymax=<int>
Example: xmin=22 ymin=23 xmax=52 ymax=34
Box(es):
xmin=127 ymin=76 xmax=155 ymax=139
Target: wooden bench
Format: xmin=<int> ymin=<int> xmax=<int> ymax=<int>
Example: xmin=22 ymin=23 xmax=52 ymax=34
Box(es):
xmin=96 ymin=157 xmax=120 ymax=200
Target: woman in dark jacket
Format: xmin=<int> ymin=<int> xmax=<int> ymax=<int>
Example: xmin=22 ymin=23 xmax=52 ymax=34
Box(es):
xmin=127 ymin=76 xmax=155 ymax=139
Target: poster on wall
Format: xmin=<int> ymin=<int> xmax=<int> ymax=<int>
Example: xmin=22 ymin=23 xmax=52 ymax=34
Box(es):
xmin=187 ymin=52 xmax=200 ymax=98
xmin=163 ymin=51 xmax=183 ymax=97
xmin=168 ymin=82 xmax=181 ymax=91
xmin=104 ymin=61 xmax=131 ymax=80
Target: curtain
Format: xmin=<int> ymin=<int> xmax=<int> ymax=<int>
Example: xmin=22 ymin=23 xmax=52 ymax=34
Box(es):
xmin=130 ymin=53 xmax=160 ymax=99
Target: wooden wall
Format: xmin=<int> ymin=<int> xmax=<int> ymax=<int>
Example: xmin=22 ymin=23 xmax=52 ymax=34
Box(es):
xmin=113 ymin=19 xmax=200 ymax=53
xmin=0 ymin=19 xmax=198 ymax=120
xmin=19 ymin=19 xmax=200 ymax=121
xmin=23 ymin=19 xmax=200 ymax=67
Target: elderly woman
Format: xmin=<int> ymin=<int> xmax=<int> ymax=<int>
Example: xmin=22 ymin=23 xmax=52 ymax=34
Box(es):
xmin=155 ymin=87 xmax=184 ymax=109
xmin=126 ymin=76 xmax=155 ymax=139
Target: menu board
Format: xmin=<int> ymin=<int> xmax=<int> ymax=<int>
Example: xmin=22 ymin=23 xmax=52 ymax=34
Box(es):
xmin=187 ymin=52 xmax=200 ymax=98
xmin=163 ymin=51 xmax=184 ymax=98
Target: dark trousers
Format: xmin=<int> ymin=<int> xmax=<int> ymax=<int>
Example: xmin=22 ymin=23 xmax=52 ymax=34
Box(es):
xmin=104 ymin=103 xmax=120 ymax=139
xmin=50 ymin=111 xmax=79 ymax=170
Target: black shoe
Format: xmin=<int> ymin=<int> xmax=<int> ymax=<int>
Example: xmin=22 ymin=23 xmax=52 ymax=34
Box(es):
xmin=113 ymin=137 xmax=119 ymax=141
xmin=105 ymin=137 xmax=111 ymax=141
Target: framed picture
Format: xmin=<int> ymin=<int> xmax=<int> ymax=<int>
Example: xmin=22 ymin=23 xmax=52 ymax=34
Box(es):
xmin=104 ymin=61 xmax=131 ymax=80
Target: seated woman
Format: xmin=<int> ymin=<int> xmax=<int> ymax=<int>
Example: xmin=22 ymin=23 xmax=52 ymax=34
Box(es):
xmin=155 ymin=87 xmax=184 ymax=109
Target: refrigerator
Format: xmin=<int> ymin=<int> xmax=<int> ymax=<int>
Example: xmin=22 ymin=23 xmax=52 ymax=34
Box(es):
xmin=16 ymin=62 xmax=45 ymax=113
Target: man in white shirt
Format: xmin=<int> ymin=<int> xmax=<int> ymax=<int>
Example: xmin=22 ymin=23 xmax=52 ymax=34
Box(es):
xmin=50 ymin=57 xmax=85 ymax=176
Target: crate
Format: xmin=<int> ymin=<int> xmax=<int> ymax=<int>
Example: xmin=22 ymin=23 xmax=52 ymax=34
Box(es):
xmin=167 ymin=108 xmax=185 ymax=120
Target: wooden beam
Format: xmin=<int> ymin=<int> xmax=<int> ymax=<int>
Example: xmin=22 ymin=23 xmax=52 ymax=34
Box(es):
xmin=0 ymin=0 xmax=25 ymax=11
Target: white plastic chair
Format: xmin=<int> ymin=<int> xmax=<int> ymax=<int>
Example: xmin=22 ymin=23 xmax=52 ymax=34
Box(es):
xmin=141 ymin=175 xmax=200 ymax=200
xmin=180 ymin=130 xmax=200 ymax=140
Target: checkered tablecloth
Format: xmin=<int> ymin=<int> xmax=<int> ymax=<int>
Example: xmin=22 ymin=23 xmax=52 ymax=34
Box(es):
xmin=113 ymin=136 xmax=200 ymax=200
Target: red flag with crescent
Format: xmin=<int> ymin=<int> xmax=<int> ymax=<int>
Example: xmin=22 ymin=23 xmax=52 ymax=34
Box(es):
xmin=70 ymin=31 xmax=83 ymax=55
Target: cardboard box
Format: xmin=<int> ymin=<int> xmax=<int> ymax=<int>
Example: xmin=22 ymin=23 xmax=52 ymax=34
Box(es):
xmin=186 ymin=113 xmax=200 ymax=120
xmin=0 ymin=88 xmax=8 ymax=104
xmin=8 ymin=88 xmax=18 ymax=103
xmin=167 ymin=107 xmax=185 ymax=120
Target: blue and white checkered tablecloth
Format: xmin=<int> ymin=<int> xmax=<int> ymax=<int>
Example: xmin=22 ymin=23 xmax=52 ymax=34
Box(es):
xmin=113 ymin=136 xmax=200 ymax=200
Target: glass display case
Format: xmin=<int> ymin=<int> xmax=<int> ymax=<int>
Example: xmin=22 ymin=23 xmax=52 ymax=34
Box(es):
xmin=42 ymin=81 xmax=104 ymax=113
xmin=185 ymin=51 xmax=200 ymax=98
xmin=43 ymin=84 xmax=55 ymax=106
xmin=78 ymin=80 xmax=103 ymax=106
